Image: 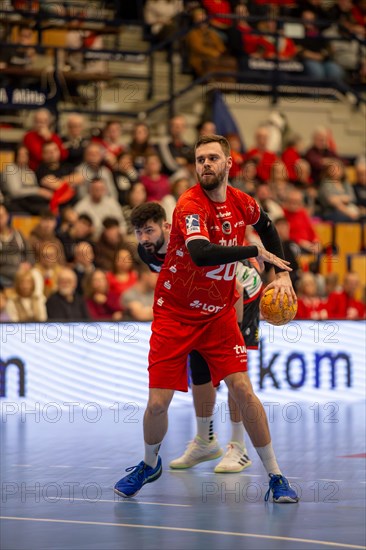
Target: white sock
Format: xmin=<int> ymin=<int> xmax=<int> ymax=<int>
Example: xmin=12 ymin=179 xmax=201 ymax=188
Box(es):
xmin=255 ymin=442 xmax=281 ymax=475
xmin=230 ymin=421 xmax=246 ymax=448
xmin=144 ymin=442 xmax=161 ymax=468
xmin=196 ymin=416 xmax=214 ymax=442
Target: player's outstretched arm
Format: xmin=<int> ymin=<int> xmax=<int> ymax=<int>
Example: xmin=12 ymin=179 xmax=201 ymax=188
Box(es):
xmin=187 ymin=239 xmax=291 ymax=272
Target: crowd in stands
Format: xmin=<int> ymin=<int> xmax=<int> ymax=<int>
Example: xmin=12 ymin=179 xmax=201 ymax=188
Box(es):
xmin=1 ymin=0 xmax=365 ymax=92
xmin=0 ymin=0 xmax=365 ymax=322
xmin=141 ymin=0 xmax=366 ymax=90
xmin=0 ymin=105 xmax=365 ymax=322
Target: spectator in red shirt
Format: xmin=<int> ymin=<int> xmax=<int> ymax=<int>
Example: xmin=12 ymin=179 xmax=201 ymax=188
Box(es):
xmin=296 ymin=272 xmax=329 ymax=320
xmin=92 ymin=120 xmax=125 ymax=170
xmin=327 ymin=272 xmax=365 ymax=319
xmin=23 ymin=108 xmax=68 ymax=171
xmin=84 ymin=269 xmax=123 ymax=321
xmin=282 ymin=134 xmax=303 ymax=183
xmin=283 ymin=187 xmax=321 ymax=254
xmin=254 ymin=19 xmax=297 ymax=60
xmin=245 ymin=126 xmax=278 ymax=182
xmin=141 ymin=154 xmax=171 ymax=201
xmin=106 ymin=247 xmax=139 ymax=299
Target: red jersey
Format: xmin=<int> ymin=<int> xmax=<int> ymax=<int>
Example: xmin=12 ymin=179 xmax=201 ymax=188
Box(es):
xmin=327 ymin=291 xmax=365 ymax=320
xmin=244 ymin=148 xmax=277 ymax=182
xmin=153 ymin=184 xmax=260 ymax=322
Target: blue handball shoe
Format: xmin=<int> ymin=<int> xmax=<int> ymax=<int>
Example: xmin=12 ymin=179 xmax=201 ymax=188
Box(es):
xmin=114 ymin=457 xmax=162 ymax=498
xmin=265 ymin=473 xmax=299 ymax=503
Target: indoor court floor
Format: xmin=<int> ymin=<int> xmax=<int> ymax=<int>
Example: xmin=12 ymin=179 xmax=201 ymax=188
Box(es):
xmin=1 ymin=401 xmax=365 ymax=550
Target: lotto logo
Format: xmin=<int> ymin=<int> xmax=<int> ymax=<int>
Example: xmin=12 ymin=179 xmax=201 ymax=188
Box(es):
xmin=185 ymin=214 xmax=201 ymax=235
xmin=189 ymin=301 xmax=226 ymax=313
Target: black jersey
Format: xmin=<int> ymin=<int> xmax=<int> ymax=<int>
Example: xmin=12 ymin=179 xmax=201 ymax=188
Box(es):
xmin=137 ymin=243 xmax=166 ymax=273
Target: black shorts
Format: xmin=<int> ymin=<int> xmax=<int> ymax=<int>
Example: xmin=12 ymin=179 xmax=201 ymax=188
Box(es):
xmin=188 ymin=349 xmax=212 ymax=386
xmin=242 ymin=295 xmax=261 ymax=349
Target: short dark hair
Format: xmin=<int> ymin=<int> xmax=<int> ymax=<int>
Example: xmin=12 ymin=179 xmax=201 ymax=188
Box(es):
xmin=90 ymin=177 xmax=104 ymax=185
xmin=40 ymin=208 xmax=56 ymax=220
xmin=194 ymin=134 xmax=231 ymax=157
xmin=130 ymin=203 xmax=166 ymax=229
xmin=103 ymin=217 xmax=119 ymax=229
xmin=78 ymin=213 xmax=93 ymax=225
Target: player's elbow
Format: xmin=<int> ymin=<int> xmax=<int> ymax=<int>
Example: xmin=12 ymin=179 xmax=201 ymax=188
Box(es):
xmin=190 ymin=253 xmax=207 ymax=267
xmin=187 ymin=239 xmax=211 ymax=267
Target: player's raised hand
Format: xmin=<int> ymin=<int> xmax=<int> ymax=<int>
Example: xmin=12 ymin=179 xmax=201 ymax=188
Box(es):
xmin=256 ymin=245 xmax=292 ymax=273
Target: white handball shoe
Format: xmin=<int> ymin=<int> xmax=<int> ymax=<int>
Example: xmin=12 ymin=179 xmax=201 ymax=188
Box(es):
xmin=214 ymin=441 xmax=252 ymax=473
xmin=169 ymin=436 xmax=223 ymax=469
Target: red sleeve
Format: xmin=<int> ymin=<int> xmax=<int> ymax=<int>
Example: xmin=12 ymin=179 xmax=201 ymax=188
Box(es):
xmin=351 ymin=6 xmax=365 ymax=26
xmin=326 ymin=292 xmax=346 ymax=319
xmin=106 ymin=290 xmax=122 ymax=313
xmin=23 ymin=131 xmax=43 ymax=170
xmin=282 ymin=38 xmax=296 ymax=59
xmin=282 ymin=148 xmax=300 ymax=181
xmin=86 ymin=299 xmax=102 ymax=319
xmin=296 ymin=299 xmax=310 ymax=320
xmin=51 ymin=134 xmax=68 ymax=161
xmin=176 ymin=198 xmax=210 ymax=246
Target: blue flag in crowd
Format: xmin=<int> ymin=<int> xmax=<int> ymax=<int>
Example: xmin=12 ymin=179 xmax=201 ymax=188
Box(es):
xmin=211 ymin=90 xmax=245 ymax=152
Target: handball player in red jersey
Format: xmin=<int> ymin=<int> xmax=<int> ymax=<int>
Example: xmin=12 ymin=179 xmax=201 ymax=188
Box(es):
xmin=115 ymin=135 xmax=299 ymax=503
xmin=131 ymin=202 xmax=259 ymax=473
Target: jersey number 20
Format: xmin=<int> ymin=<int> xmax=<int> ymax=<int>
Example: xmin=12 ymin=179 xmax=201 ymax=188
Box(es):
xmin=206 ymin=262 xmax=237 ymax=281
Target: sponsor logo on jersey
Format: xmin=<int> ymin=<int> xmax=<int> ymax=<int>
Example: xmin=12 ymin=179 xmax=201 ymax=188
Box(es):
xmin=169 ymin=265 xmax=177 ymax=273
xmin=185 ymin=214 xmax=201 ymax=235
xmin=234 ymin=221 xmax=245 ymax=228
xmin=176 ymin=248 xmax=184 ymax=257
xmin=219 ymin=236 xmax=237 ymax=246
xmin=233 ymin=344 xmax=247 ymax=355
xmin=222 ymin=221 xmax=231 ymax=234
xmin=210 ymin=225 xmax=220 ymax=231
xmin=157 ymin=297 xmax=164 ymax=306
xmin=216 ymin=211 xmax=231 ymax=219
xmin=164 ymin=280 xmax=171 ymax=290
xmin=189 ymin=300 xmax=226 ymax=314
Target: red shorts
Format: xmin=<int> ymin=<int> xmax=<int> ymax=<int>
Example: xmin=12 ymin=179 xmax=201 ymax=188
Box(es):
xmin=148 ymin=307 xmax=247 ymax=391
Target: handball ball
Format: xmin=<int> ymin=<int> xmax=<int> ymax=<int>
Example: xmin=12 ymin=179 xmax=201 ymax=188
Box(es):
xmin=260 ymin=288 xmax=298 ymax=326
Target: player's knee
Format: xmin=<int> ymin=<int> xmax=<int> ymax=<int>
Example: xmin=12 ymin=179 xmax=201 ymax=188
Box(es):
xmin=147 ymin=398 xmax=169 ymax=417
xmin=227 ymin=375 xmax=255 ymax=403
